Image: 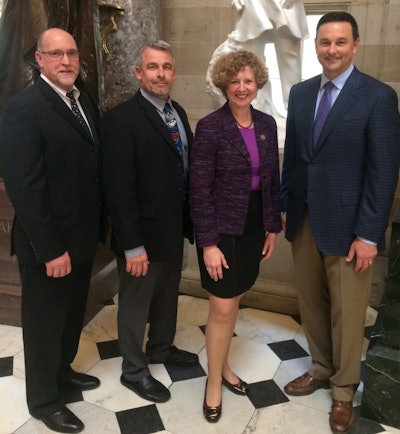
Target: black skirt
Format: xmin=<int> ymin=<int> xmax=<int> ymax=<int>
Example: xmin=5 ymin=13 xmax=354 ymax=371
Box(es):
xmin=197 ymin=191 xmax=265 ymax=298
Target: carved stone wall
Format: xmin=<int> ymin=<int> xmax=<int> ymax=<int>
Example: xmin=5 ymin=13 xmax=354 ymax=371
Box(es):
xmin=162 ymin=0 xmax=400 ymax=131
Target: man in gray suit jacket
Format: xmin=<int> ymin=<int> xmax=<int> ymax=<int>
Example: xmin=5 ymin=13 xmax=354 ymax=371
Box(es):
xmin=101 ymin=41 xmax=198 ymax=405
xmin=281 ymin=12 xmax=400 ymax=433
xmin=0 ymin=28 xmax=103 ymax=433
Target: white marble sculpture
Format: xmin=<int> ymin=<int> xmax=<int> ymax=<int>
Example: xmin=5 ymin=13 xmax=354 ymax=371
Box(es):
xmin=207 ymin=0 xmax=308 ymax=117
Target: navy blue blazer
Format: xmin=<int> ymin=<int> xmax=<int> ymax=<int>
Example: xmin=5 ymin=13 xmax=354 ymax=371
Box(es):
xmin=190 ymin=103 xmax=282 ymax=248
xmin=281 ymin=67 xmax=400 ymax=255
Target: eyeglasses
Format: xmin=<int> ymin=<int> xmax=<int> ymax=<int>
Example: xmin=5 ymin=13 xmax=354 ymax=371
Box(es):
xmin=39 ymin=50 xmax=79 ymax=60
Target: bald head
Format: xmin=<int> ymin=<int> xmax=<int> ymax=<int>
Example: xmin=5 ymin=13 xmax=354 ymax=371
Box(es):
xmin=35 ymin=28 xmax=80 ymax=92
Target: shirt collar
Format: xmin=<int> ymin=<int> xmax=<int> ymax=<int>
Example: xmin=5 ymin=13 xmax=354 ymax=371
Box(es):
xmin=139 ymin=88 xmax=172 ymax=112
xmin=40 ymin=74 xmax=80 ymax=99
xmin=320 ymin=64 xmax=354 ymax=91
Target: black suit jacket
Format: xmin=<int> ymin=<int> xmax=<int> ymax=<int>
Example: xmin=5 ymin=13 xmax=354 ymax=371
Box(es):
xmin=0 ymin=77 xmax=103 ymax=264
xmin=100 ymin=90 xmax=193 ymax=262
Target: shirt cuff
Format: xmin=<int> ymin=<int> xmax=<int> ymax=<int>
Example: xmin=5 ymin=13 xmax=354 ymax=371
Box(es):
xmin=357 ymin=236 xmax=377 ymax=246
xmin=125 ymin=246 xmax=146 ymax=259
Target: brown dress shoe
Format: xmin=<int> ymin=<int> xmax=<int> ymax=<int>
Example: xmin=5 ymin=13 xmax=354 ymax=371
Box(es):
xmin=330 ymin=399 xmax=355 ymax=433
xmin=284 ymin=372 xmax=330 ymax=396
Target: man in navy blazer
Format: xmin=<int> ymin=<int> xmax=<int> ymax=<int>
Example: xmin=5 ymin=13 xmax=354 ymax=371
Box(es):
xmin=281 ymin=12 xmax=400 ymax=433
xmin=0 ymin=29 xmax=103 ymax=433
xmin=101 ymin=41 xmax=198 ymax=404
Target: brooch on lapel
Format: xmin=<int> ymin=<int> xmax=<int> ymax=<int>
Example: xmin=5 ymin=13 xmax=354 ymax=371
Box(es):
xmin=260 ymin=134 xmax=266 ymax=141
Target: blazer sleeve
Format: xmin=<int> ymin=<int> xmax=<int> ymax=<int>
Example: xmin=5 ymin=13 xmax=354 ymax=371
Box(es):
xmin=100 ymin=103 xmax=145 ymax=252
xmin=189 ymin=115 xmax=220 ymax=247
xmin=354 ymin=83 xmax=400 ymax=243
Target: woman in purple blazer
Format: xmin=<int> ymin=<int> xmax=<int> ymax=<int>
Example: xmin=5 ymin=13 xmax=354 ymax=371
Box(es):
xmin=189 ymin=51 xmax=281 ymax=423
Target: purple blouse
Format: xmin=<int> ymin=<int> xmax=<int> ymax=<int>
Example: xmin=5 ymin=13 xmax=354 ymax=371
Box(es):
xmin=239 ymin=127 xmax=260 ymax=190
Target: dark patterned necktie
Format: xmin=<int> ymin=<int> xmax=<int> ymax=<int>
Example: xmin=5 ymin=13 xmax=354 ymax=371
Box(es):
xmin=313 ymin=81 xmax=334 ymax=146
xmin=66 ymin=91 xmax=93 ymax=140
xmin=163 ymin=103 xmax=183 ymax=156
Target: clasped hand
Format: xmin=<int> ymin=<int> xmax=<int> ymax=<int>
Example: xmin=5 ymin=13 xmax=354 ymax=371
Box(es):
xmin=45 ymin=251 xmax=71 ymax=278
xmin=126 ymin=252 xmax=149 ymax=277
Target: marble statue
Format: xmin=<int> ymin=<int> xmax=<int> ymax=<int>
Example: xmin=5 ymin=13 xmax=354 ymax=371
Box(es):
xmin=207 ymin=0 xmax=308 ymax=116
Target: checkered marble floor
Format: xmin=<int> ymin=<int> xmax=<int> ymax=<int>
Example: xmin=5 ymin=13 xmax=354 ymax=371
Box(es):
xmin=1 ymin=294 xmax=399 ymax=434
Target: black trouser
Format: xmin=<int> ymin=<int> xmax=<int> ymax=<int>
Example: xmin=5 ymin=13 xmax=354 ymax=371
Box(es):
xmin=19 ymin=261 xmax=93 ymax=417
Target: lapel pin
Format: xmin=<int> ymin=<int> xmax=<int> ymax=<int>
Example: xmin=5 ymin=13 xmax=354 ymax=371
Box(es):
xmin=260 ymin=134 xmax=266 ymax=141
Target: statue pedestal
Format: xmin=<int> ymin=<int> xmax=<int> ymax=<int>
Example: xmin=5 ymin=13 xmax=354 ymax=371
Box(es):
xmin=362 ymin=206 xmax=400 ymax=429
xmin=0 ymin=181 xmax=21 ymax=326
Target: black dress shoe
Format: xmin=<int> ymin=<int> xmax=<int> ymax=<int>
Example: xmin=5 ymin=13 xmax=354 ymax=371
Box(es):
xmin=120 ymin=374 xmax=171 ymax=403
xmin=40 ymin=406 xmax=84 ymax=433
xmin=148 ymin=345 xmax=199 ymax=367
xmin=222 ymin=375 xmax=249 ymax=395
xmin=61 ymin=371 xmax=100 ymax=391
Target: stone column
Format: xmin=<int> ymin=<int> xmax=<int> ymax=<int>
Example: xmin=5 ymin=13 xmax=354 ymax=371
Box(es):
xmin=361 ymin=205 xmax=400 ymax=429
xmin=98 ymin=0 xmax=162 ymax=112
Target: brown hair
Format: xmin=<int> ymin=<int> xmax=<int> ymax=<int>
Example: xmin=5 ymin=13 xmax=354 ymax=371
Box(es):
xmin=211 ymin=50 xmax=268 ymax=98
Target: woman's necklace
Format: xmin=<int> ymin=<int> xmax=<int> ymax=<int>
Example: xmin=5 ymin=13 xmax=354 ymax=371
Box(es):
xmin=236 ymin=114 xmax=253 ymax=129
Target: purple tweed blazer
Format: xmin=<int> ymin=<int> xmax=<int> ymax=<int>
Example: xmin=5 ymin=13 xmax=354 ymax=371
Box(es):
xmin=189 ymin=103 xmax=282 ymax=248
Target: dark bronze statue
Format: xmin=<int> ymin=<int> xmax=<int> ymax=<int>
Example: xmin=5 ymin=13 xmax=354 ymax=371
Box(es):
xmin=0 ymin=0 xmax=99 ymax=117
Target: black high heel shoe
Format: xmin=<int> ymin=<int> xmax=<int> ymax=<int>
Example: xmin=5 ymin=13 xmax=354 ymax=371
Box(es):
xmin=203 ymin=380 xmax=222 ymax=423
xmin=222 ymin=375 xmax=249 ymax=395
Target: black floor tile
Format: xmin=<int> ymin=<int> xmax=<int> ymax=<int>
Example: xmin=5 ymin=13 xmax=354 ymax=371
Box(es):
xmin=268 ymin=339 xmax=309 ymax=361
xmin=165 ymin=363 xmax=206 ymax=382
xmin=97 ymin=339 xmax=121 ymax=360
xmin=247 ymin=379 xmax=289 ymax=409
xmin=0 ymin=356 xmax=13 ymax=377
xmin=116 ymin=405 xmax=164 ymax=434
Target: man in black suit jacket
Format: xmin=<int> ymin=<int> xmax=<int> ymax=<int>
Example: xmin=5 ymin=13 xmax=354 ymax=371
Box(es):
xmin=281 ymin=12 xmax=400 ymax=433
xmin=101 ymin=41 xmax=198 ymax=404
xmin=0 ymin=28 xmax=103 ymax=433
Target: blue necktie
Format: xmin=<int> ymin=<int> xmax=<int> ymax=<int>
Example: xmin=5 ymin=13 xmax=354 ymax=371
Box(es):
xmin=313 ymin=81 xmax=334 ymax=146
xmin=66 ymin=91 xmax=93 ymax=140
xmin=163 ymin=103 xmax=183 ymax=156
